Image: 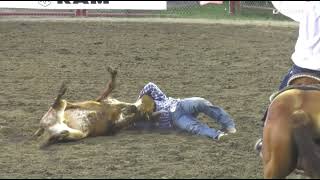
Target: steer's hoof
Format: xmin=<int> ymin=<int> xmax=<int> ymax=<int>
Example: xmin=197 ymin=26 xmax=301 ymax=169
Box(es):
xmin=107 ymin=66 xmax=118 ymax=77
xmin=60 ymin=130 xmax=69 ymax=138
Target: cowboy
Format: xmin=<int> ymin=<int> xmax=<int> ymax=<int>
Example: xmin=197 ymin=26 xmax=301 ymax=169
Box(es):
xmin=133 ymin=82 xmax=236 ymax=141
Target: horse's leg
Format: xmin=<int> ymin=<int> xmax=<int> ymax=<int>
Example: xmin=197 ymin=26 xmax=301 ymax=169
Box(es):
xmin=263 ymin=110 xmax=297 ymax=178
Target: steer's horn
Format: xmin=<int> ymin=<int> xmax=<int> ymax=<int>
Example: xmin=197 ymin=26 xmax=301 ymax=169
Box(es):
xmin=33 ymin=127 xmax=45 ymax=137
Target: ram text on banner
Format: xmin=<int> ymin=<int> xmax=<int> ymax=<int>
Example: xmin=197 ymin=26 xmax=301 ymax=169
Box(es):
xmin=0 ymin=1 xmax=167 ymax=10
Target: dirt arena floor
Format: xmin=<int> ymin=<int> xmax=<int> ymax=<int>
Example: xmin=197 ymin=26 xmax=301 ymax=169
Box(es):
xmin=0 ymin=18 xmax=305 ymax=178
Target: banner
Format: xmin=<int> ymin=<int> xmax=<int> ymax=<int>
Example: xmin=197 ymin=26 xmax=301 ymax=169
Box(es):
xmin=0 ymin=1 xmax=167 ymax=10
xmin=200 ymin=1 xmax=223 ymax=6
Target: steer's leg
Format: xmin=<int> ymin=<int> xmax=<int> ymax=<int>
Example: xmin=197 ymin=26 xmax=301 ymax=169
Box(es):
xmin=41 ymin=128 xmax=89 ymax=148
xmin=48 ymin=127 xmax=88 ymax=147
xmin=63 ymin=129 xmax=88 ymax=141
xmin=96 ymin=66 xmax=118 ymax=102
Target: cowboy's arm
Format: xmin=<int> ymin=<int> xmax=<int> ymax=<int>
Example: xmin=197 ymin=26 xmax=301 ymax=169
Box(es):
xmin=150 ymin=111 xmax=162 ymax=121
xmin=149 ymin=110 xmax=172 ymax=129
xmin=138 ymin=82 xmax=167 ymax=101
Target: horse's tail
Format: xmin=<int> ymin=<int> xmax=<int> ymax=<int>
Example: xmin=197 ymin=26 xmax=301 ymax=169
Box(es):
xmin=291 ymin=110 xmax=320 ymax=178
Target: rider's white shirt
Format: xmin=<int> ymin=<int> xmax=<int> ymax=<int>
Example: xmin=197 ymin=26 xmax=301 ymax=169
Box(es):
xmin=272 ymin=1 xmax=320 ymax=70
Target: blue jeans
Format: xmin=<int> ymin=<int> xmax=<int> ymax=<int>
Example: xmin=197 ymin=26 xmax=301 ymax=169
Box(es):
xmin=279 ymin=64 xmax=320 ymax=90
xmin=172 ymin=97 xmax=235 ymax=139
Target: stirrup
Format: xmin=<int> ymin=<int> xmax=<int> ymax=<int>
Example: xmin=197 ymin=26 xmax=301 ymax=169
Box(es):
xmin=254 ymin=138 xmax=263 ymax=156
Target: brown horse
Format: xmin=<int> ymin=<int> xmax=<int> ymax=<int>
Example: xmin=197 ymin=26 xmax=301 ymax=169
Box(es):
xmin=260 ymin=74 xmax=320 ymax=178
xmin=34 ymin=66 xmax=156 ymax=148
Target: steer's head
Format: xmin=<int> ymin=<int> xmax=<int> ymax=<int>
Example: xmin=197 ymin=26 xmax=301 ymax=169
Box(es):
xmin=34 ymin=83 xmax=68 ymax=147
xmin=135 ymin=94 xmax=156 ymax=121
xmin=39 ymin=99 xmax=67 ymax=130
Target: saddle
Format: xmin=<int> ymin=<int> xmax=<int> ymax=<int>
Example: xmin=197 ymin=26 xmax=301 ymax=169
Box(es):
xmin=287 ymin=73 xmax=320 ymax=86
xmin=269 ymin=73 xmax=320 ymax=102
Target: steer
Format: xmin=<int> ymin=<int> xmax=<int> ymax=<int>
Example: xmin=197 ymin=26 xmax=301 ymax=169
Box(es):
xmin=34 ymin=66 xmax=155 ymax=148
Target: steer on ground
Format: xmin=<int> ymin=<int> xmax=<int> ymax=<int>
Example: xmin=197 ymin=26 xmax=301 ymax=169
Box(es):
xmin=34 ymin=66 xmax=155 ymax=148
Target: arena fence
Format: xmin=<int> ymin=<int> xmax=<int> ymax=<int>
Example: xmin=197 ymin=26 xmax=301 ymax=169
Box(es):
xmin=240 ymin=1 xmax=274 ymax=10
xmin=0 ymin=1 xmax=284 ymax=20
